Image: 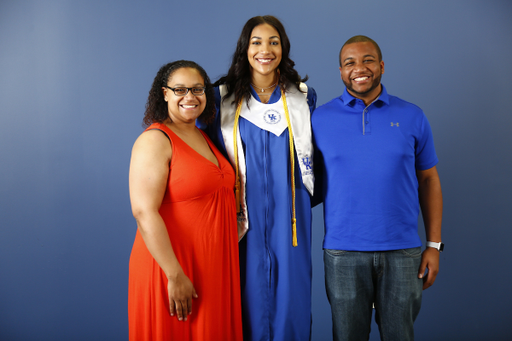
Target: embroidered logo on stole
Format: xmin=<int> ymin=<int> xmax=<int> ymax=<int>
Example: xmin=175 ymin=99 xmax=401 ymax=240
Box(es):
xmin=263 ymin=109 xmax=281 ymax=125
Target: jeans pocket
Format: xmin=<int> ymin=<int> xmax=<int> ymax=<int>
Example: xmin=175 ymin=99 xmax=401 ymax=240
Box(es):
xmin=324 ymin=248 xmax=347 ymax=257
xmin=400 ymin=246 xmax=422 ymax=258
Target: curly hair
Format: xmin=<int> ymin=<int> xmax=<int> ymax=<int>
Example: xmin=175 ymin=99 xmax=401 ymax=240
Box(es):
xmin=214 ymin=15 xmax=308 ymax=107
xmin=143 ymin=60 xmax=215 ymax=127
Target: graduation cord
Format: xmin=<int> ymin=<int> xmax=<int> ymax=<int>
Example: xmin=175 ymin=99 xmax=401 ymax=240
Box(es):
xmin=281 ymin=88 xmax=298 ymax=247
xmin=232 ymin=89 xmax=298 ymax=247
xmin=233 ymin=100 xmax=243 ymax=215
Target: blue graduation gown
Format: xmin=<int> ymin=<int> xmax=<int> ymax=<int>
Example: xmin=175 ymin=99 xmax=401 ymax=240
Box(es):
xmin=201 ymin=85 xmax=317 ymax=341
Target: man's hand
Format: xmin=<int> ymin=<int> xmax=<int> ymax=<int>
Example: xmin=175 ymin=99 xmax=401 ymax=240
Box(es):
xmin=418 ymin=247 xmax=440 ymax=290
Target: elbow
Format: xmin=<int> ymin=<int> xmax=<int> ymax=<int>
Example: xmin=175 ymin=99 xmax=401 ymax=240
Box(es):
xmin=132 ymin=210 xmax=142 ymax=225
xmin=131 ymin=204 xmax=146 ymax=221
xmin=131 ymin=206 xmax=158 ymax=231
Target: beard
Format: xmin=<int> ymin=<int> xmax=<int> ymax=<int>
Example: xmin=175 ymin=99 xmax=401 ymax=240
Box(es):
xmin=343 ymin=73 xmax=382 ymax=97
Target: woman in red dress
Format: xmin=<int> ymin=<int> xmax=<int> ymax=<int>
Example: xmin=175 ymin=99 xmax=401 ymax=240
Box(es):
xmin=128 ymin=60 xmax=243 ymax=341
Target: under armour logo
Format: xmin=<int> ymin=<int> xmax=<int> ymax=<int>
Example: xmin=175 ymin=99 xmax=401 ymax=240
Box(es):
xmin=302 ymin=157 xmax=312 ymax=170
xmin=390 ymin=122 xmax=399 ymax=127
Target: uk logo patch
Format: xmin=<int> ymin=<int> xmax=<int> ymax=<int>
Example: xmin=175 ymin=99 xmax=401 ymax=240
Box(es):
xmin=302 ymin=156 xmax=312 ymax=170
xmin=300 ymin=155 xmax=313 ymax=176
xmin=263 ymin=109 xmax=281 ymax=125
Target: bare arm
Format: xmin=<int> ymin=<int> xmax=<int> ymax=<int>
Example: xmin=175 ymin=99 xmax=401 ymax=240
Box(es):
xmin=129 ymin=130 xmax=197 ymax=321
xmin=416 ymin=165 xmax=443 ymax=290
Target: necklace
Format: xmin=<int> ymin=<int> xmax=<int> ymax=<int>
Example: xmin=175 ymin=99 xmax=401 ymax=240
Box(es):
xmin=251 ymin=81 xmax=278 ymax=92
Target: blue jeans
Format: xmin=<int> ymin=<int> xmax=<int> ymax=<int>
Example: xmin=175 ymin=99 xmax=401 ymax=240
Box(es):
xmin=324 ymin=248 xmax=423 ymax=341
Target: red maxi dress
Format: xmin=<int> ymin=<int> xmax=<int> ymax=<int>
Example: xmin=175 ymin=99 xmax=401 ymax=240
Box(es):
xmin=128 ymin=123 xmax=243 ymax=341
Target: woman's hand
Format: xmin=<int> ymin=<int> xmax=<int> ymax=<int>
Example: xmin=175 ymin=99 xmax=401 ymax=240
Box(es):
xmin=168 ymin=272 xmax=198 ymax=321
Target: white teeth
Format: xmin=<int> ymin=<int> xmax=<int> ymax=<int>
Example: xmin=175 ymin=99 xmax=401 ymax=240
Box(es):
xmin=181 ymin=105 xmax=196 ymax=108
xmin=258 ymin=59 xmax=272 ymax=63
xmin=354 ymin=77 xmax=369 ymax=81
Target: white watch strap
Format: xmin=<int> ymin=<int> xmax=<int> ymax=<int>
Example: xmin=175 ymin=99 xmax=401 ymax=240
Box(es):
xmin=426 ymin=241 xmax=442 ymax=250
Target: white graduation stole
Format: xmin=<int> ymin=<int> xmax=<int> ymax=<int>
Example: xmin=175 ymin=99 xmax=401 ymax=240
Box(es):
xmin=220 ymin=83 xmax=314 ymax=241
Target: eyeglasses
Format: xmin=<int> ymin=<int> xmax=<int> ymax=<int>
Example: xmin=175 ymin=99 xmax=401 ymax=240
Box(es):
xmin=164 ymin=86 xmax=206 ymax=96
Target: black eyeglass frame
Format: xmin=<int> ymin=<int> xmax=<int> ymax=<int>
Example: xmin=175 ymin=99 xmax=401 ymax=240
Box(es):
xmin=163 ymin=85 xmax=206 ymax=96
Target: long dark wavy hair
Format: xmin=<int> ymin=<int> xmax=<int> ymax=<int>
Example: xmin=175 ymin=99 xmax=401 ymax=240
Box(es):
xmin=214 ymin=15 xmax=308 ymax=106
xmin=143 ymin=60 xmax=215 ymax=127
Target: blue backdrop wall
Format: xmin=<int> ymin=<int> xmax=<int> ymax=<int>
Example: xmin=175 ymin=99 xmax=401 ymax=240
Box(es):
xmin=1 ymin=0 xmax=511 ymax=340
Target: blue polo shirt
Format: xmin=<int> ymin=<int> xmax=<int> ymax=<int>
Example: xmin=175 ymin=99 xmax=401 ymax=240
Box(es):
xmin=312 ymin=85 xmax=438 ymax=251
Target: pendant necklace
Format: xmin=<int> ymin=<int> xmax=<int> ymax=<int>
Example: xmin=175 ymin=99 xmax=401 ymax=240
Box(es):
xmin=251 ymin=82 xmax=277 ymax=92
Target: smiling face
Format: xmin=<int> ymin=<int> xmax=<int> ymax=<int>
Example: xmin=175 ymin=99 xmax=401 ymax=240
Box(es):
xmin=339 ymin=41 xmax=385 ymax=105
xmin=162 ymin=67 xmax=206 ymax=124
xmin=247 ymin=23 xmax=282 ymax=80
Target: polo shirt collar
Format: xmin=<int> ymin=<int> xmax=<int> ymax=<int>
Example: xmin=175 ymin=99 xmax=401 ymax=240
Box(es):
xmin=341 ymin=84 xmax=390 ymax=106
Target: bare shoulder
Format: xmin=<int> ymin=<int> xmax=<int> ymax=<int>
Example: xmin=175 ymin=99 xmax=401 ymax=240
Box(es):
xmin=129 ymin=129 xmax=173 ymax=211
xmin=132 ymin=129 xmax=172 ymax=161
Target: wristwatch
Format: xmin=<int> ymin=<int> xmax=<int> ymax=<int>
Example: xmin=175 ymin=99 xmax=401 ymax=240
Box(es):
xmin=426 ymin=241 xmax=444 ymax=252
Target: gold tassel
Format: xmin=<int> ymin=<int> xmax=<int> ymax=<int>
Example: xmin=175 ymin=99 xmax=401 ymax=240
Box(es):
xmin=292 ymin=218 xmax=297 ymax=247
xmin=281 ymin=89 xmax=298 ymax=247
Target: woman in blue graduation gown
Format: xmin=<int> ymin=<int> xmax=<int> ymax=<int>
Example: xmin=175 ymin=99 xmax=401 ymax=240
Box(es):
xmin=200 ymin=15 xmax=317 ymax=341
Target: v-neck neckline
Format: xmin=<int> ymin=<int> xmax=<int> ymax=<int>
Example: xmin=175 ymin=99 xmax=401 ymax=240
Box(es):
xmin=162 ymin=124 xmax=221 ymax=170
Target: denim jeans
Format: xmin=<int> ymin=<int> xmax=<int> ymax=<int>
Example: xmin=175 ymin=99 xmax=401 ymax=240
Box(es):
xmin=324 ymin=248 xmax=423 ymax=341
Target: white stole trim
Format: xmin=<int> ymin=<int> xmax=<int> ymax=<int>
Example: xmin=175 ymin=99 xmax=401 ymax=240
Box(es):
xmin=287 ymin=83 xmax=315 ymax=196
xmin=219 ymin=83 xmax=314 ymax=240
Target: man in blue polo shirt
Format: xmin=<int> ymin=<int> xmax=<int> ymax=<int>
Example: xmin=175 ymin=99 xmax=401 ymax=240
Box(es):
xmin=312 ymin=35 xmax=443 ymax=341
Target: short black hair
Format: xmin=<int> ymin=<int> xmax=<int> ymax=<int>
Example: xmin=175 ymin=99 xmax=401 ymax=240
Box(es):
xmin=339 ymin=35 xmax=382 ymax=66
